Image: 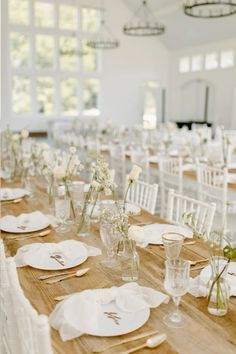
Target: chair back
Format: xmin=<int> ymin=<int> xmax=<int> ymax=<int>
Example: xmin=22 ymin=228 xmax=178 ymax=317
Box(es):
xmin=126 ymin=178 xmax=158 ymax=215
xmin=5 ymin=258 xmax=53 ymax=354
xmin=159 ymin=157 xmax=183 ymax=217
xmin=166 ymin=189 xmax=216 ymax=237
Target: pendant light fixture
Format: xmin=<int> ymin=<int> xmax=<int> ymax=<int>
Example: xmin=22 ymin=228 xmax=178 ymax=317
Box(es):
xmin=123 ymin=0 xmax=165 ymax=36
xmin=87 ymin=8 xmax=119 ymax=49
xmin=183 ymin=0 xmax=236 ymax=18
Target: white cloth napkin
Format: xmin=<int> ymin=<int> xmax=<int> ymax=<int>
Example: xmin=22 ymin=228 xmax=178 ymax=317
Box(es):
xmin=189 ymin=262 xmax=236 ymax=298
xmin=49 ymin=282 xmax=169 ymax=341
xmin=14 ymin=240 xmax=101 ymax=267
xmin=0 ymin=211 xmax=49 ymax=232
xmin=136 ymin=223 xmax=193 ymax=248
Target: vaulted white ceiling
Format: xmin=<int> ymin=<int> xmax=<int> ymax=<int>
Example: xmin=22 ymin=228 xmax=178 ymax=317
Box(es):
xmin=123 ymin=0 xmax=236 ymax=49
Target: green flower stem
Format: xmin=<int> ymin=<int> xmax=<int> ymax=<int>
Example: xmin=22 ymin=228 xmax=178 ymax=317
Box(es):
xmin=123 ymin=180 xmax=132 ymax=212
xmin=77 ymin=186 xmax=92 ymax=233
xmin=63 ymin=177 xmax=76 ymax=219
xmin=90 ymin=191 xmax=99 ymax=218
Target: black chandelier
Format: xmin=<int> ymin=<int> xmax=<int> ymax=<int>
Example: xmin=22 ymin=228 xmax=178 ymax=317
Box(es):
xmin=183 ymin=0 xmax=236 ymax=18
xmin=87 ymin=10 xmax=119 ymax=50
xmin=123 ymin=0 xmax=165 ymax=37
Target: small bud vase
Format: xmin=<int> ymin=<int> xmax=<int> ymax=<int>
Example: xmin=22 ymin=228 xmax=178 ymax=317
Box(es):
xmin=207 ymin=256 xmax=230 ymax=316
xmin=118 ymin=238 xmax=139 ymax=282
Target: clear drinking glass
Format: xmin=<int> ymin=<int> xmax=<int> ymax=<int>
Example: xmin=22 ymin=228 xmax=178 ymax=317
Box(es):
xmin=54 ymin=186 xmax=70 ymax=233
xmin=100 ymin=222 xmax=119 ymax=267
xmin=163 ymin=259 xmax=190 ymax=328
xmin=162 ymin=233 xmax=184 ymax=260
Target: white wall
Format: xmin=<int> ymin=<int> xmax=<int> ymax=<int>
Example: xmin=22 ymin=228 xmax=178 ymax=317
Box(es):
xmin=168 ymin=38 xmax=236 ymax=128
xmin=1 ymin=0 xmax=170 ymax=132
xmin=101 ymin=1 xmax=170 ymax=127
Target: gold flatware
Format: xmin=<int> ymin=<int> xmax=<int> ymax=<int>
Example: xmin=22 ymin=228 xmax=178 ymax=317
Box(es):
xmin=190 ymin=258 xmax=209 ymax=266
xmin=119 ymin=333 xmax=167 ymax=354
xmin=39 ymin=269 xmax=78 ymax=280
xmin=190 ymin=265 xmax=206 ymax=271
xmin=54 ymin=293 xmax=77 ymax=301
xmin=92 ymin=329 xmax=160 ymax=353
xmin=46 ymin=268 xmax=90 ymax=284
xmin=9 ymin=229 xmax=51 ymax=241
xmin=1 ymin=198 xmax=23 ymax=204
xmin=133 ymin=222 xmax=153 ymax=226
xmin=183 ymin=241 xmax=196 ymax=246
xmin=50 ymin=254 xmax=65 ymax=266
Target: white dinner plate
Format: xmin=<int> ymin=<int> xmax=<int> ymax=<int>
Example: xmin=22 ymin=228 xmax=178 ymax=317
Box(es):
xmin=141 ymin=223 xmax=193 ymax=245
xmin=24 ymin=242 xmax=88 ymax=270
xmin=67 ymin=299 xmax=150 ymax=337
xmin=0 ymin=211 xmax=50 ymax=233
xmin=0 ymin=188 xmax=29 ymax=201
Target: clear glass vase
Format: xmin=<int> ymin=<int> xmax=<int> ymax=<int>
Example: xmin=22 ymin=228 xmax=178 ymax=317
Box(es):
xmin=76 ymin=204 xmax=91 ymax=237
xmin=207 ymin=257 xmax=230 ymax=316
xmin=118 ymin=238 xmax=139 ymax=282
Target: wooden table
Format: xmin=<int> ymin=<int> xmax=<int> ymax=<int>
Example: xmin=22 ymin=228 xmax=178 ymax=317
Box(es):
xmin=1 ymin=181 xmax=236 ymax=354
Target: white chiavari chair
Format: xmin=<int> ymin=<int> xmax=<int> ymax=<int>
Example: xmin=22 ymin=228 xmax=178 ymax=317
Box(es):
xmin=126 ymin=178 xmax=158 ymax=215
xmin=0 ymin=240 xmax=9 ymax=354
xmin=196 ymin=162 xmax=228 ymax=230
xmin=159 ymin=157 xmax=183 ymax=218
xmin=166 ymin=189 xmax=216 ymax=237
xmin=130 ymin=148 xmax=150 ymax=183
xmin=5 ymin=257 xmax=53 ymax=354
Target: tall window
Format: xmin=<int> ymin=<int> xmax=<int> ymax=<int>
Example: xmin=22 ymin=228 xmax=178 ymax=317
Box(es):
xmin=143 ymin=81 xmax=159 ymax=130
xmin=7 ymin=0 xmax=101 ymax=122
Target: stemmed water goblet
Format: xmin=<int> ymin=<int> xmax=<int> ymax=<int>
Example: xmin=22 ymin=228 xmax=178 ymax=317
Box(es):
xmin=162 ymin=232 xmax=184 ymax=260
xmin=163 ymin=258 xmax=190 ymax=328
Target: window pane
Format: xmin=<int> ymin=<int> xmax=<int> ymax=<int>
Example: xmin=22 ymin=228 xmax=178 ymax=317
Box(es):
xmin=220 ymin=50 xmax=234 ymax=68
xmin=37 ymin=77 xmax=54 ymax=114
xmin=9 ymin=0 xmax=29 ymax=25
xmin=12 ymin=76 xmax=31 ymax=114
xmin=59 ymin=5 xmax=77 ymax=30
xmin=82 ymin=40 xmax=97 ymax=71
xmin=61 ymin=79 xmax=77 ymax=115
xmin=179 ymin=57 xmax=190 ymax=73
xmin=83 ymin=79 xmax=99 ymax=116
xmin=59 ymin=37 xmax=77 ymax=70
xmin=35 ymin=2 xmax=54 ymax=27
xmin=10 ymin=32 xmax=29 ymax=67
xmin=191 ymin=55 xmax=203 ymax=72
xmin=81 ymin=8 xmax=100 ymax=32
xmin=205 ymin=52 xmax=218 ymax=70
xmin=35 ymin=35 xmax=54 ymax=69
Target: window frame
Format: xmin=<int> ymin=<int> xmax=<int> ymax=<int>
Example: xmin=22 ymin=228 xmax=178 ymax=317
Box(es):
xmin=3 ymin=0 xmax=102 ymax=131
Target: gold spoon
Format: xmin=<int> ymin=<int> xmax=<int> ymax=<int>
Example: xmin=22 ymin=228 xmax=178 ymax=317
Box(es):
xmin=9 ymin=229 xmax=51 ymax=241
xmin=120 ymin=333 xmax=167 ymax=354
xmin=46 ymin=268 xmax=90 ymax=284
xmin=1 ymin=198 xmax=23 ymax=204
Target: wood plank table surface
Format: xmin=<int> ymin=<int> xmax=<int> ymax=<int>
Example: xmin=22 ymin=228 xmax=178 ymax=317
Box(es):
xmin=1 ymin=179 xmax=236 ymax=354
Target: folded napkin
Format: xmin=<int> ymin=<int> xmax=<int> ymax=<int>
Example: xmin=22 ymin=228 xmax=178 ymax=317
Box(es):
xmin=189 ymin=262 xmax=236 ymax=298
xmin=0 ymin=211 xmax=49 ymax=232
xmin=14 ymin=240 xmax=101 ymax=267
xmin=49 ymin=282 xmax=169 ymax=341
xmin=134 ymin=223 xmax=192 ymax=248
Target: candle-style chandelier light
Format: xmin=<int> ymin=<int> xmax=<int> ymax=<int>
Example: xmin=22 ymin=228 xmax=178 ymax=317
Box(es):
xmin=87 ymin=9 xmax=119 ymax=49
xmin=183 ymin=0 xmax=236 ymax=18
xmin=123 ymin=0 xmax=165 ymax=36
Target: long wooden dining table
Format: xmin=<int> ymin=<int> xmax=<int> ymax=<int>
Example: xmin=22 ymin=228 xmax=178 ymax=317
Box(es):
xmin=1 ymin=179 xmax=236 ymax=354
